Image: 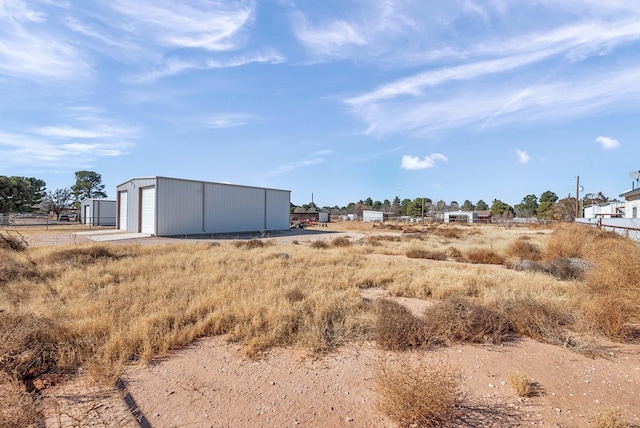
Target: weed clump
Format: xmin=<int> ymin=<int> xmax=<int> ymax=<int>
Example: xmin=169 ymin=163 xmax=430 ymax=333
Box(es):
xmin=375 ymin=356 xmax=464 ymax=427
xmin=424 ymin=297 xmax=510 ymax=344
xmin=506 ymin=238 xmax=542 ymax=261
xmin=0 ymin=233 xmax=27 ymax=252
xmin=406 ymin=248 xmax=447 ymax=260
xmin=373 ymin=300 xmax=428 ymax=350
xmin=310 ymin=240 xmax=329 ymax=249
xmin=465 ymin=248 xmax=505 ymax=265
xmin=589 ymin=407 xmax=629 ymax=428
xmin=508 ymin=372 xmax=534 ymax=397
xmin=0 ymin=313 xmax=65 ymax=381
xmin=47 ymin=246 xmax=120 ymax=265
xmin=331 ymin=237 xmax=351 ymax=247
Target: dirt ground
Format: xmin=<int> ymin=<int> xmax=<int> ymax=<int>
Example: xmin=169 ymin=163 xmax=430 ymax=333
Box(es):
xmin=7 ymin=224 xmax=640 ymax=427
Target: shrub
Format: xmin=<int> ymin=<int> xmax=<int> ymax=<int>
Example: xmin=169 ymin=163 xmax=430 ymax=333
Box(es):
xmin=331 ymin=237 xmax=351 ymax=247
xmin=506 ymin=238 xmax=542 ymax=261
xmin=310 ymin=240 xmax=329 ymax=249
xmin=0 ymin=313 xmax=64 ymax=380
xmin=284 ymin=287 xmax=305 ymax=303
xmin=499 ymin=298 xmax=573 ymax=343
xmin=508 ymin=372 xmax=534 ymax=397
xmin=424 ymin=297 xmax=510 ymax=344
xmin=245 ymin=239 xmax=264 ymax=249
xmin=544 ymin=258 xmax=591 ymax=280
xmin=508 ymin=260 xmax=547 ymax=274
xmin=375 ymin=356 xmax=464 ymax=427
xmin=405 ymin=248 xmax=447 ymax=260
xmin=0 ymin=233 xmax=27 ymax=252
xmin=373 ymin=300 xmax=428 ymax=350
xmin=589 ymin=408 xmax=629 ymax=428
xmin=47 ymin=246 xmax=120 ymax=265
xmin=465 ymin=248 xmax=505 ymax=265
xmin=445 ymin=246 xmax=465 ymax=262
xmin=0 ymin=257 xmax=40 ymax=284
xmin=0 ymin=373 xmax=43 ymax=428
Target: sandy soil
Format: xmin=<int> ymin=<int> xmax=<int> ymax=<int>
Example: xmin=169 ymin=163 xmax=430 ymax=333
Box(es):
xmin=8 ymin=225 xmax=640 ymax=427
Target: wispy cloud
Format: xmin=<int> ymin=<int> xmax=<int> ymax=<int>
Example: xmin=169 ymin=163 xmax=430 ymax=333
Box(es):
xmin=264 ymin=150 xmax=332 ymax=178
xmin=0 ymin=1 xmax=89 ymax=81
xmin=347 ymin=66 xmax=640 ymax=136
xmin=32 ymin=125 xmax=133 ymax=139
xmin=206 ymin=113 xmax=257 ymax=129
xmin=516 ymin=150 xmax=531 ymax=163
xmin=108 ymin=0 xmax=254 ymax=51
xmin=0 ymin=131 xmax=129 ymax=165
xmin=131 ymin=50 xmax=284 ymax=83
xmin=292 ymin=12 xmax=367 ymax=57
xmin=595 ymin=136 xmax=620 ymax=150
xmin=401 ymin=153 xmax=448 ymax=170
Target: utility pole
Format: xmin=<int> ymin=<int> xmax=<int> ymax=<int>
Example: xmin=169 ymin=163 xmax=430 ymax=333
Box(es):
xmin=575 ymin=176 xmax=580 ymax=220
xmin=421 ymin=198 xmax=425 ymax=224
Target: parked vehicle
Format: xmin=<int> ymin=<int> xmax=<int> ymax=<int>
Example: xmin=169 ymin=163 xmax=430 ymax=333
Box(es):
xmin=59 ymin=213 xmax=77 ymax=222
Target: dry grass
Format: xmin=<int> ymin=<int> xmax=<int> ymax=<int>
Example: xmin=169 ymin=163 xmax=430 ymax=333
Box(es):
xmin=0 ymin=232 xmax=27 ymax=252
xmin=375 ymin=355 xmax=464 ymax=427
xmin=507 ymin=372 xmax=534 ymax=397
xmin=3 ymin=221 xmax=640 ymax=424
xmin=589 ymin=407 xmax=629 ymax=428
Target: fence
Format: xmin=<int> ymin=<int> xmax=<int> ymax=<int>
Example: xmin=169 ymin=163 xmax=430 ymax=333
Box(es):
xmin=576 ymin=217 xmax=640 ymax=241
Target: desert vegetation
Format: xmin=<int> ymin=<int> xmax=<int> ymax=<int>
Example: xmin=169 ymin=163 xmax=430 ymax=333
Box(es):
xmin=1 ymin=221 xmax=639 ymax=426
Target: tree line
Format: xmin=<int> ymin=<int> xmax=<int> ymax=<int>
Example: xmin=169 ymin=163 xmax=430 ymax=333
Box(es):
xmin=293 ymin=189 xmax=616 ymax=222
xmin=0 ymin=171 xmax=107 ymax=219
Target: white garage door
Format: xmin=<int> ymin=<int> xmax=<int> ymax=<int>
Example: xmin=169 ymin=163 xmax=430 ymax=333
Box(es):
xmin=119 ymin=192 xmax=128 ymax=230
xmin=141 ymin=187 xmax=156 ymax=235
xmin=84 ymin=206 xmax=90 ymax=225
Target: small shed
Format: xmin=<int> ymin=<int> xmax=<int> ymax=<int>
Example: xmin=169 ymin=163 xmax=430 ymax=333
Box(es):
xmin=80 ymin=199 xmax=116 ymax=226
xmin=444 ymin=211 xmax=478 ymax=223
xmin=116 ymin=176 xmax=290 ymax=236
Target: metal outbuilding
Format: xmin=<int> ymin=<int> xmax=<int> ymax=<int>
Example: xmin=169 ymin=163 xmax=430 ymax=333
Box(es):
xmin=444 ymin=211 xmax=478 ymax=223
xmin=80 ymin=199 xmax=116 ymax=226
xmin=115 ymin=177 xmax=291 ymax=236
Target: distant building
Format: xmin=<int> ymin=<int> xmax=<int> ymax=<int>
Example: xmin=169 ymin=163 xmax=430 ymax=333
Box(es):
xmin=80 ymin=199 xmax=116 ymax=226
xmin=444 ymin=211 xmax=478 ymax=223
xmin=620 ymin=188 xmax=640 ymax=218
xmin=583 ymin=202 xmax=625 ymax=219
xmin=362 ymin=210 xmax=395 ymax=222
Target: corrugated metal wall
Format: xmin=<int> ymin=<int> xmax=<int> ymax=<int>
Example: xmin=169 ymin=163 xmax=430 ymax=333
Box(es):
xmin=266 ymin=189 xmax=291 ymax=230
xmin=156 ymin=177 xmax=203 ymax=236
xmin=204 ymin=183 xmax=266 ymax=233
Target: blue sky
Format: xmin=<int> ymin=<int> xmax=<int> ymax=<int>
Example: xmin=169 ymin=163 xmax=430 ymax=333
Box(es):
xmin=1 ymin=0 xmax=639 ymax=208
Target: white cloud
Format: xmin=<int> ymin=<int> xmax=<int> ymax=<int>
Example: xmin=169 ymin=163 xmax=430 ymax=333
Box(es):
xmin=516 ymin=150 xmax=531 ymax=163
xmin=292 ymin=13 xmax=367 ymax=57
xmin=32 ymin=125 xmax=132 ymax=139
xmin=401 ymin=153 xmax=448 ymax=170
xmin=595 ymin=136 xmax=620 ymax=150
xmin=264 ymin=150 xmax=332 ymax=178
xmin=108 ymin=0 xmax=254 ymax=51
xmin=346 ymin=66 xmax=640 ymax=136
xmin=0 ymin=2 xmax=89 ymax=81
xmin=206 ymin=113 xmax=256 ymax=129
